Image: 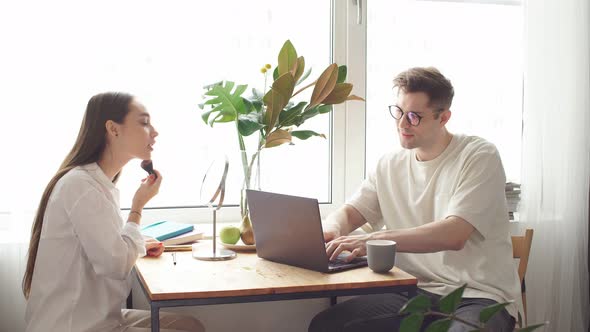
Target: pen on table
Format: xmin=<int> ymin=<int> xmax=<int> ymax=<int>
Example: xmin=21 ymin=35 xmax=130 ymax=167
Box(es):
xmin=164 ymin=245 xmax=192 ymax=252
xmin=172 ymin=252 xmax=176 ymax=266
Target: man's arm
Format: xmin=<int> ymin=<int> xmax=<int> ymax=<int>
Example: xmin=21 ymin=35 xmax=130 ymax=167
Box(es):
xmin=323 ymin=205 xmax=368 ymax=242
xmin=326 ymin=215 xmax=475 ymax=261
xmin=374 ymin=215 xmax=475 ymax=252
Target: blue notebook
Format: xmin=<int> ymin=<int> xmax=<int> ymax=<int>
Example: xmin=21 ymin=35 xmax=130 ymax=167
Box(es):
xmin=141 ymin=221 xmax=194 ymax=241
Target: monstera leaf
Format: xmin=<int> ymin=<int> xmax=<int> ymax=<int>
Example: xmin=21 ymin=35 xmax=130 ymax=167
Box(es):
xmin=201 ymin=81 xmax=248 ymax=126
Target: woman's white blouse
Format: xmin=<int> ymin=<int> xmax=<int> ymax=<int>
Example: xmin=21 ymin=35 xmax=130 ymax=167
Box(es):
xmin=25 ymin=163 xmax=146 ymax=332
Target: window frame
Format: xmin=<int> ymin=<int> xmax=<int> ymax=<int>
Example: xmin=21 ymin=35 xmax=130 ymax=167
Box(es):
xmin=138 ymin=0 xmax=368 ymax=225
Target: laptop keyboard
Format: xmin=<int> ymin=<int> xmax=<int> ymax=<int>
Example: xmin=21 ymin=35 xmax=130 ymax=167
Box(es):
xmin=329 ymin=254 xmax=367 ymax=267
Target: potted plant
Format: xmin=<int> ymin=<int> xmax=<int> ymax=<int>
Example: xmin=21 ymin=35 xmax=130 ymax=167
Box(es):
xmin=399 ymin=284 xmax=546 ymax=332
xmin=199 ymin=40 xmax=363 ymax=244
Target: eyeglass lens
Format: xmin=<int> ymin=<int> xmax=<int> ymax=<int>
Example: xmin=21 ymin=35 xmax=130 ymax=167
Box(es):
xmin=406 ymin=112 xmax=420 ymax=126
xmin=391 ymin=106 xmax=420 ymax=126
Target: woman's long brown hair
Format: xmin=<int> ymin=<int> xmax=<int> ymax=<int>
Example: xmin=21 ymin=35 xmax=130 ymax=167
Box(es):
xmin=22 ymin=92 xmax=133 ymax=299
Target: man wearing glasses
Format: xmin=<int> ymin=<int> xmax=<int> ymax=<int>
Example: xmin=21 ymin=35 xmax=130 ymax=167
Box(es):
xmin=309 ymin=67 xmax=520 ymax=331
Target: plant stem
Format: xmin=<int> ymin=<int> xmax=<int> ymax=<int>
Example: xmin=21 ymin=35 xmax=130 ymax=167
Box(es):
xmin=236 ymin=129 xmax=249 ymax=181
xmin=424 ymin=311 xmax=481 ymax=329
xmin=246 ymin=150 xmax=259 ymax=189
xmin=291 ymin=80 xmax=316 ymax=98
xmin=236 ymin=121 xmax=250 ymax=217
xmin=263 ymin=72 xmax=268 ymax=96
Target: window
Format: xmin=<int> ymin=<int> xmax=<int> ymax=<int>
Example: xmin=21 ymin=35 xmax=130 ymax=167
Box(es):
xmin=365 ymin=0 xmax=523 ymax=182
xmin=0 ymin=0 xmax=523 ymax=232
xmin=0 ymin=0 xmax=341 ymax=226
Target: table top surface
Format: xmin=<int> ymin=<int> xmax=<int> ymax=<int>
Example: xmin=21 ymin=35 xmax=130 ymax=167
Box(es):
xmin=135 ymin=241 xmax=417 ymax=301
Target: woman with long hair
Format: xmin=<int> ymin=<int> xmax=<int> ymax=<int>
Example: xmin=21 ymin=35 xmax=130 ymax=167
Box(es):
xmin=23 ymin=92 xmax=204 ymax=332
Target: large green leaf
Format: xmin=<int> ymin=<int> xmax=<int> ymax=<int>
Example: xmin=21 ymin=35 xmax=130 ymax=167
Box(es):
xmin=209 ymin=111 xmax=234 ymax=125
xmin=237 ymin=113 xmax=265 ymax=136
xmin=424 ymin=318 xmax=452 ymax=332
xmin=201 ymin=108 xmax=214 ymax=124
xmin=399 ymin=313 xmax=424 ymax=332
xmin=478 ymin=302 xmax=511 ymax=323
xmin=263 ymin=73 xmax=295 ymax=131
xmin=293 ymin=104 xmax=331 ymax=125
xmin=203 ymin=104 xmax=233 ymax=126
xmin=337 ymin=65 xmax=347 ymax=83
xmin=297 ymin=106 xmax=320 ymax=125
xmin=291 ymin=130 xmax=326 ymax=140
xmin=318 ymin=104 xmax=332 ymax=114
xmin=278 ymin=40 xmax=298 ymax=76
xmin=399 ymin=294 xmax=431 ymax=314
xmin=308 ymin=63 xmax=338 ymax=110
xmin=278 ymin=101 xmax=307 ymax=127
xmin=251 ymin=100 xmax=263 ymax=112
xmin=201 ymin=81 xmax=248 ymax=126
xmin=202 ymin=81 xmax=223 ymax=90
xmin=322 ymin=83 xmax=353 ymax=105
xmin=241 ymin=97 xmax=264 ymax=114
xmin=251 ymin=88 xmax=263 ymax=100
xmin=241 ymin=98 xmax=253 ymax=114
xmin=438 ymin=284 xmax=466 ymax=314
xmin=264 ymin=129 xmax=292 ymax=148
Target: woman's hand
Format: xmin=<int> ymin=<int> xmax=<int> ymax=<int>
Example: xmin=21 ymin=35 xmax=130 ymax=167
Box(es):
xmin=132 ymin=169 xmax=163 ymax=210
xmin=145 ymin=238 xmax=164 ymax=257
xmin=325 ymin=233 xmax=373 ymax=262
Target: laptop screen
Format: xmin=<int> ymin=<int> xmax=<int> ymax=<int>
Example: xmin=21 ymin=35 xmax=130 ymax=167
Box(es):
xmin=246 ymin=190 xmax=366 ymax=273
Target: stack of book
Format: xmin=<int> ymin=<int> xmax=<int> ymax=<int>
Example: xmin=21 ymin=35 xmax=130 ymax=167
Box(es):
xmin=505 ymin=182 xmax=521 ymax=220
xmin=141 ymin=221 xmax=204 ymax=245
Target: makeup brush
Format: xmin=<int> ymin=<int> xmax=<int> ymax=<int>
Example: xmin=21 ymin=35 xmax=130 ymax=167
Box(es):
xmin=140 ymin=160 xmax=157 ymax=179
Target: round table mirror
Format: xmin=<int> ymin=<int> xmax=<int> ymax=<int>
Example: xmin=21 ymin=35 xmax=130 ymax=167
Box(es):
xmin=192 ymin=154 xmax=236 ymax=261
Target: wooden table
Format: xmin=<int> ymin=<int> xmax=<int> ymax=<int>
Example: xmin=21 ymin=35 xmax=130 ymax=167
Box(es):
xmin=135 ymin=241 xmax=418 ymax=332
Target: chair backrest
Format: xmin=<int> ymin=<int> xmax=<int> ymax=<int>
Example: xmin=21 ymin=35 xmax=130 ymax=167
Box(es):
xmin=511 ymin=228 xmax=534 ymax=327
xmin=511 ymin=228 xmax=534 ymax=283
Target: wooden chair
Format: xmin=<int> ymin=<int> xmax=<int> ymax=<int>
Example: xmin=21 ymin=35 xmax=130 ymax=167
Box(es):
xmin=511 ymin=228 xmax=534 ymax=327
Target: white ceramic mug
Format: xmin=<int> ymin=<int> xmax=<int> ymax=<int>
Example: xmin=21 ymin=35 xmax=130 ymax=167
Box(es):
xmin=366 ymin=239 xmax=396 ymax=273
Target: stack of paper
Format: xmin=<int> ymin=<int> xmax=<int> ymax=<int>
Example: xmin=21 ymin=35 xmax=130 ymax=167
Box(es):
xmin=505 ymin=182 xmax=521 ymax=220
xmin=162 ymin=229 xmax=204 ymax=245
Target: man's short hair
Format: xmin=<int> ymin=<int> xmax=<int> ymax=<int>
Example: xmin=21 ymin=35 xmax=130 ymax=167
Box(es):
xmin=393 ymin=67 xmax=454 ymax=117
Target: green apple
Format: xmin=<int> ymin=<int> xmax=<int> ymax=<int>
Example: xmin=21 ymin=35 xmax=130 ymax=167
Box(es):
xmin=220 ymin=226 xmax=241 ymax=244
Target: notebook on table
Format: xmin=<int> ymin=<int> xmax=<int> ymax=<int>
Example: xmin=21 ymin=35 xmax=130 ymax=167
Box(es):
xmin=141 ymin=221 xmax=194 ymax=242
xmin=246 ymin=189 xmax=367 ymax=273
xmin=161 ymin=229 xmax=204 ymax=245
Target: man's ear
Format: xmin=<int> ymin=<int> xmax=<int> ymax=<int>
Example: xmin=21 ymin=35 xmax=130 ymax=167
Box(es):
xmin=105 ymin=120 xmax=119 ymax=137
xmin=440 ymin=110 xmax=452 ymax=126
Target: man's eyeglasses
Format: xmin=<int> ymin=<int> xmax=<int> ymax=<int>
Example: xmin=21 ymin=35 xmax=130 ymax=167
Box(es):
xmin=388 ymin=105 xmax=423 ymax=126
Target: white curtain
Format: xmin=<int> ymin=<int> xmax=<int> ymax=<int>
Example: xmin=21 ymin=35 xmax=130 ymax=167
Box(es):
xmin=521 ymin=0 xmax=590 ymax=331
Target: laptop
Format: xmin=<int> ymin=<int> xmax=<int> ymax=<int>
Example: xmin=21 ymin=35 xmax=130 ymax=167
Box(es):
xmin=246 ymin=189 xmax=368 ymax=273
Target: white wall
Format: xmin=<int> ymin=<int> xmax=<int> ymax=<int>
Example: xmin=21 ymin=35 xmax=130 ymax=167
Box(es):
xmin=0 ymin=243 xmax=28 ymax=332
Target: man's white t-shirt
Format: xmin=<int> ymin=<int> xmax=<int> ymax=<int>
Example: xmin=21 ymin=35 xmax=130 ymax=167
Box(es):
xmin=25 ymin=163 xmax=146 ymax=332
xmin=348 ymin=134 xmax=521 ymax=318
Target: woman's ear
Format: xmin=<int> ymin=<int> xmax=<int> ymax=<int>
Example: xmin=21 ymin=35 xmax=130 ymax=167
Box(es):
xmin=105 ymin=120 xmax=119 ymax=138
